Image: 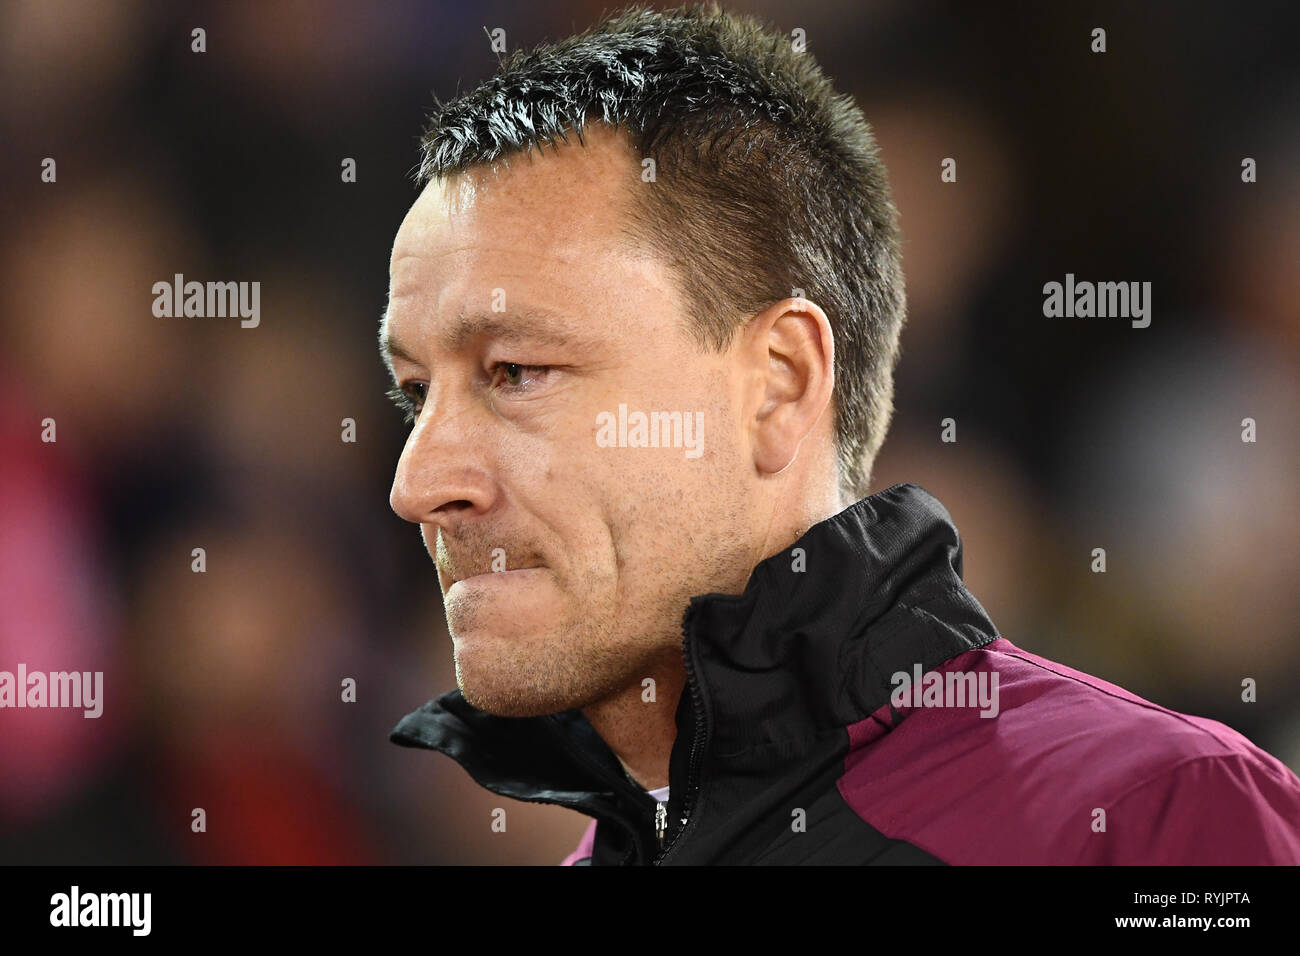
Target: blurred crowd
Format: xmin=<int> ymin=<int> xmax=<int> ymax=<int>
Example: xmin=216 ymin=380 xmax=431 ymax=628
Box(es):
xmin=1 ymin=0 xmax=1296 ymax=864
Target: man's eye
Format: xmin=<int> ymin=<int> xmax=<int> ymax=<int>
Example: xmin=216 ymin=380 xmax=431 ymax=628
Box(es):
xmin=488 ymin=362 xmax=549 ymax=392
xmin=386 ymin=381 xmax=427 ymax=422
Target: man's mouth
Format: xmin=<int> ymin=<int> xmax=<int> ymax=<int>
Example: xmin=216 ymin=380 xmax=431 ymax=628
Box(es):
xmin=449 ymin=565 xmax=541 ymax=585
xmin=445 ymin=566 xmax=547 ymax=596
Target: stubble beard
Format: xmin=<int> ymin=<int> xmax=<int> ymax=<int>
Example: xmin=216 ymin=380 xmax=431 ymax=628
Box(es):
xmin=449 ymin=584 xmax=674 ymax=718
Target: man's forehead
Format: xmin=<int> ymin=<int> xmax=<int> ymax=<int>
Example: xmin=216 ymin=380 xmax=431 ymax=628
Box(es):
xmin=389 ymin=178 xmax=456 ymax=263
xmin=382 ymin=129 xmax=682 ymax=366
xmin=391 ymin=126 xmax=641 ymax=268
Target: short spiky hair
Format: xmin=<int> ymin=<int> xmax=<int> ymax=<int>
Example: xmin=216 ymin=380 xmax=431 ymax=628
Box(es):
xmin=416 ymin=2 xmax=905 ymax=499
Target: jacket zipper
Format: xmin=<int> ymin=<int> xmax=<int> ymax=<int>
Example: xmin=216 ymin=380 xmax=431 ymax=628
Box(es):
xmin=652 ymin=601 xmax=706 ymax=864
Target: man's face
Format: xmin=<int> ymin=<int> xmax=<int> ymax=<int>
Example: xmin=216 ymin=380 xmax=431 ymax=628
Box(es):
xmin=383 ymin=127 xmax=758 ymax=717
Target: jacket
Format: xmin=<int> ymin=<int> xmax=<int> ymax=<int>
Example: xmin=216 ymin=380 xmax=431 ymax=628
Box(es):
xmin=390 ymin=483 xmax=1300 ymax=864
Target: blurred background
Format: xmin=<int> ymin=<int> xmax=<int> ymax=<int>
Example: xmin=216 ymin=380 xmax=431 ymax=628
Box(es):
xmin=0 ymin=0 xmax=1296 ymax=864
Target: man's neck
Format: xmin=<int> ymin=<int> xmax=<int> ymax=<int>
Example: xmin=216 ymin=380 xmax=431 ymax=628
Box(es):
xmin=580 ymin=485 xmax=851 ymax=790
xmin=581 ymin=649 xmax=686 ymax=790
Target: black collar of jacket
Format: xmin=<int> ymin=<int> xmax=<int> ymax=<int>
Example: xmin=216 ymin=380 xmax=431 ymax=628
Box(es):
xmin=389 ymin=482 xmax=1000 ymax=864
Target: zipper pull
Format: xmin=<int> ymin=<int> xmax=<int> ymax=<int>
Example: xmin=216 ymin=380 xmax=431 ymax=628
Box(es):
xmin=654 ymin=800 xmax=667 ymax=847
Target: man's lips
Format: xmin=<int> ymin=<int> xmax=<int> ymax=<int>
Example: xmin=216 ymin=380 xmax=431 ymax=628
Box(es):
xmin=444 ymin=566 xmax=547 ymax=594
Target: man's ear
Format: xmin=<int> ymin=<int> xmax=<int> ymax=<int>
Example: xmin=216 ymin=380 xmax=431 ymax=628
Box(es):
xmin=740 ymin=297 xmax=835 ymax=477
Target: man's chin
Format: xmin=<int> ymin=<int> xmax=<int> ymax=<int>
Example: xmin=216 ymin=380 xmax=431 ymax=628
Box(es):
xmin=451 ymin=630 xmax=582 ymax=717
xmin=455 ymin=672 xmax=581 ymax=718
xmin=457 ymin=685 xmax=572 ymax=718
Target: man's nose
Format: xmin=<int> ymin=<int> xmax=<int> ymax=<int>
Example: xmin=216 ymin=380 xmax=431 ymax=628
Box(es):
xmin=389 ymin=394 xmax=494 ymax=526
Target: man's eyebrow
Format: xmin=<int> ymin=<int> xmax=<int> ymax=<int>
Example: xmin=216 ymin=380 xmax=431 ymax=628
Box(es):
xmin=379 ymin=321 xmax=417 ymax=369
xmin=446 ymin=310 xmax=603 ymax=350
xmin=379 ymin=308 xmax=603 ymax=367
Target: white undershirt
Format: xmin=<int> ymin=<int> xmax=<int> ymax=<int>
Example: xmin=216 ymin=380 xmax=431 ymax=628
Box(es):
xmin=647 ymin=784 xmax=670 ymax=803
